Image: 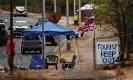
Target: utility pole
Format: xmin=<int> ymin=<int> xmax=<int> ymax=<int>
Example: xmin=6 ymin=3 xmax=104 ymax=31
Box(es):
xmin=74 ymin=0 xmax=76 ymax=16
xmin=54 ymin=0 xmax=57 ymax=12
xmin=10 ymin=0 xmax=14 ymax=75
xmin=42 ymin=0 xmax=46 ymax=68
xmin=25 ymin=0 xmax=27 ymax=9
xmin=66 ymin=0 xmax=69 ymax=28
xmin=78 ymin=0 xmax=81 ymax=26
xmin=66 ymin=0 xmax=71 ymax=51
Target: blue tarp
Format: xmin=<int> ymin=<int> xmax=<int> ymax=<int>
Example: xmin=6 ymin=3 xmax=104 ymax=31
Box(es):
xmin=22 ymin=22 xmax=76 ymax=36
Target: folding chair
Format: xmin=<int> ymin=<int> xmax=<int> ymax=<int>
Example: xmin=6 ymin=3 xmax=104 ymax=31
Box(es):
xmin=29 ymin=55 xmax=43 ymax=69
xmin=62 ymin=55 xmax=77 ymax=70
xmin=45 ymin=55 xmax=58 ymax=70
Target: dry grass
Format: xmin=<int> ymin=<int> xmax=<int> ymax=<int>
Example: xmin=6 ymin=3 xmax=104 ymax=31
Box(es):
xmin=0 ymin=70 xmax=48 ymax=80
xmin=115 ymin=67 xmax=133 ymax=80
xmin=115 ymin=66 xmax=124 ymax=76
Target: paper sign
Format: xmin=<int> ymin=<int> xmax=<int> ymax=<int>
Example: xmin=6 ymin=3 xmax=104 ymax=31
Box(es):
xmin=96 ymin=41 xmax=119 ymax=64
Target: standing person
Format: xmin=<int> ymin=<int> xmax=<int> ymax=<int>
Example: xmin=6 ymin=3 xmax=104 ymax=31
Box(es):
xmin=5 ymin=35 xmax=16 ymax=75
xmin=73 ymin=13 xmax=79 ymax=28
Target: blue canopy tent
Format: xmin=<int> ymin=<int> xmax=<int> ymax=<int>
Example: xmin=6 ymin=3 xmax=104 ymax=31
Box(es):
xmin=22 ymin=22 xmax=76 ymax=36
xmin=22 ymin=22 xmax=76 ymax=69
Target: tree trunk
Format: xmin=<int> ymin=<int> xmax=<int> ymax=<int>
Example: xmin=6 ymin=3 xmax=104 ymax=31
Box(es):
xmin=126 ymin=36 xmax=130 ymax=60
xmin=119 ymin=36 xmax=126 ymax=54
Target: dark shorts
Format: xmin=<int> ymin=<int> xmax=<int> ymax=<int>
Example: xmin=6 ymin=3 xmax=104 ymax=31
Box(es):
xmin=74 ymin=20 xmax=78 ymax=25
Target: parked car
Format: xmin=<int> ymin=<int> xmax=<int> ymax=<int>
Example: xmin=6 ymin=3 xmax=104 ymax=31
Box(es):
xmin=36 ymin=18 xmax=57 ymax=45
xmin=13 ymin=21 xmax=30 ymax=36
xmin=36 ymin=18 xmax=49 ymax=26
xmin=45 ymin=35 xmax=57 ymax=45
xmin=0 ymin=23 xmax=8 ymax=45
xmin=21 ymin=35 xmax=42 ymax=54
xmin=13 ymin=6 xmax=27 ymax=17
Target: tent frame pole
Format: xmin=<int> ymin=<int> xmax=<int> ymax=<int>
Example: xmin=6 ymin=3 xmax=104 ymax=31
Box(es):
xmin=59 ymin=37 xmax=61 ymax=59
xmin=75 ymin=39 xmax=80 ymax=60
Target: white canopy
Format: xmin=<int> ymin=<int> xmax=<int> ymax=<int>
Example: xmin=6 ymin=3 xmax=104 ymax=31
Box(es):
xmin=77 ymin=4 xmax=94 ymax=11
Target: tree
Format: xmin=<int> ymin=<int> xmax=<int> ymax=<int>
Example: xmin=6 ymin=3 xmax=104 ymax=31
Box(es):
xmin=94 ymin=0 xmax=133 ymax=60
xmin=0 ymin=0 xmax=89 ymax=15
xmin=0 ymin=0 xmax=9 ymax=9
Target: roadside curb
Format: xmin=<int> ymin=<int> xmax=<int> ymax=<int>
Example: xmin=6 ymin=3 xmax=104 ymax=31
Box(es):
xmin=0 ymin=11 xmax=9 ymax=15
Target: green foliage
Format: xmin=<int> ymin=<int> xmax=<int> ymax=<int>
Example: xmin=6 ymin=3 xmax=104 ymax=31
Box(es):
xmin=94 ymin=0 xmax=133 ymax=59
xmin=0 ymin=0 xmax=88 ymax=7
xmin=94 ymin=0 xmax=133 ymax=30
xmin=95 ymin=4 xmax=111 ymax=24
xmin=0 ymin=0 xmax=9 ymax=5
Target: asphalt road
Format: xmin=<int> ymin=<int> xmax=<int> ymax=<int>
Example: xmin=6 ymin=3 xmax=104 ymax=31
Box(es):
xmin=0 ymin=14 xmax=58 ymax=68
